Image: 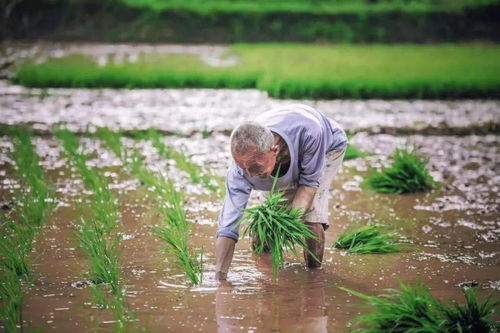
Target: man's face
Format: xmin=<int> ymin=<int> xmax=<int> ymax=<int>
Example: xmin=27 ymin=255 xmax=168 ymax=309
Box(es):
xmin=233 ymin=145 xmax=278 ymax=179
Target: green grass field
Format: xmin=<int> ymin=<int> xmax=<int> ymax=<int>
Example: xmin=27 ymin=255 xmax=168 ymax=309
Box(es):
xmin=121 ymin=0 xmax=498 ymax=14
xmin=15 ymin=44 xmax=500 ymax=99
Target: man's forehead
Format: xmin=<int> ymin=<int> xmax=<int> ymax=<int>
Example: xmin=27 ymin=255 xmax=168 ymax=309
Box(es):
xmin=234 ymin=151 xmax=263 ymax=167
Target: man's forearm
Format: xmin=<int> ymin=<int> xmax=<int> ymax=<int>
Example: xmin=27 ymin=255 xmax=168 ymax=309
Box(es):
xmin=291 ymin=185 xmax=317 ymax=212
xmin=215 ymin=236 xmax=236 ymax=280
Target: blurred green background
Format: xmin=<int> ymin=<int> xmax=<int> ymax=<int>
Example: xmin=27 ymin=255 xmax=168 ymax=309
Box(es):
xmin=3 ymin=0 xmax=500 ymax=98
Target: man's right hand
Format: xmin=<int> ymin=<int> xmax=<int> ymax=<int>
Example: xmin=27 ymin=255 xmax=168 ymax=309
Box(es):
xmin=215 ymin=236 xmax=236 ymax=280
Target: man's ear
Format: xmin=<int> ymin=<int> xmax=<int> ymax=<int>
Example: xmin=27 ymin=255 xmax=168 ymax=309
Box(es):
xmin=271 ymin=144 xmax=279 ymax=154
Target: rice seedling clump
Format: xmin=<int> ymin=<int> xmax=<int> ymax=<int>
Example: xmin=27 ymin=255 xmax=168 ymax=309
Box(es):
xmin=364 ymin=147 xmax=438 ymax=194
xmin=239 ymin=178 xmax=318 ymax=280
xmin=333 ymin=225 xmax=404 ymax=254
xmin=340 ymin=281 xmax=499 ymax=333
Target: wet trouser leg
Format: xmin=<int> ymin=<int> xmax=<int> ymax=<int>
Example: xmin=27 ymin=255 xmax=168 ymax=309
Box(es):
xmin=302 ymin=148 xmax=345 ymax=268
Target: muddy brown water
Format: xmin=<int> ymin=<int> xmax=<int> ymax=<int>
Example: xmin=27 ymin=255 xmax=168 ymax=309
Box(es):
xmin=0 ymin=76 xmax=499 ymax=330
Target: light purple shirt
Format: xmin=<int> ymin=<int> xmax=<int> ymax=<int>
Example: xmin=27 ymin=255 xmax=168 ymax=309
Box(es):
xmin=217 ymin=104 xmax=347 ymax=241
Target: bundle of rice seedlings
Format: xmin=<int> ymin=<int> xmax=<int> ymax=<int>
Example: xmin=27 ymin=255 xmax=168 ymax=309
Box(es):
xmin=440 ymin=287 xmax=500 ymax=333
xmin=364 ymin=147 xmax=437 ymax=194
xmin=333 ymin=225 xmax=404 ymax=254
xmin=340 ymin=281 xmax=499 ymax=333
xmin=239 ymin=173 xmax=318 ymax=280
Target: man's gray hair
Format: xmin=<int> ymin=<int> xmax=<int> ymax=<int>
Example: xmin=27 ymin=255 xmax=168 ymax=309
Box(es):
xmin=230 ymin=121 xmax=274 ymax=155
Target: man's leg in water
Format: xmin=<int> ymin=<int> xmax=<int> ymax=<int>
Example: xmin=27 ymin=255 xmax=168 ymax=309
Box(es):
xmin=303 ymin=148 xmax=345 ymax=268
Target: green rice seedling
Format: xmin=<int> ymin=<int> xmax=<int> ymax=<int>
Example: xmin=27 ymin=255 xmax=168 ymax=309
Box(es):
xmin=141 ymin=129 xmax=175 ymax=160
xmin=344 ymin=144 xmax=365 ymax=161
xmin=202 ymin=125 xmax=211 ymax=139
xmin=147 ymin=129 xmax=224 ymax=196
xmin=0 ymin=127 xmax=54 ymax=332
xmin=174 ymin=150 xmax=204 ymax=184
xmin=0 ymin=265 xmax=23 ymax=332
xmin=152 ymin=223 xmax=203 ymax=285
xmin=364 ymin=147 xmax=438 ymax=194
xmin=55 ymin=129 xmax=97 ymax=187
xmin=98 ymin=133 xmax=204 ymax=285
xmin=96 ymin=128 xmax=125 ymax=159
xmin=340 ymin=280 xmax=447 ymax=332
xmin=127 ymin=152 xmax=204 ymax=285
xmin=77 ymin=217 xmax=122 ymax=290
xmin=440 ymin=287 xmax=500 ymax=333
xmin=10 ymin=127 xmax=55 ymax=226
xmin=57 ymin=129 xmax=119 ymax=231
xmin=0 ymin=216 xmax=34 ymax=279
xmin=56 ymin=127 xmax=127 ymax=318
xmin=333 ymin=225 xmax=405 ymax=254
xmin=340 ymin=281 xmax=500 ymax=333
xmin=239 ymin=171 xmax=318 ymax=280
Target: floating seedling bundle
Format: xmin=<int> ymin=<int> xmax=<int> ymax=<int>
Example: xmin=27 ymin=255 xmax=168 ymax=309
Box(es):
xmin=364 ymin=147 xmax=438 ymax=194
xmin=340 ymin=281 xmax=500 ymax=333
xmin=239 ymin=172 xmax=318 ymax=280
xmin=333 ymin=225 xmax=406 ymax=254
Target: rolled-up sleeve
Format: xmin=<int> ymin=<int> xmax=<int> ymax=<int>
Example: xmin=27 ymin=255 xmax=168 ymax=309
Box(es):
xmin=217 ymin=163 xmax=252 ymax=242
xmin=298 ymin=126 xmax=326 ymax=188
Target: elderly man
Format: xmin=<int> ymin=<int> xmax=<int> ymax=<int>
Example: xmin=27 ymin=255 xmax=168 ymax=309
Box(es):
xmin=215 ymin=104 xmax=347 ymax=280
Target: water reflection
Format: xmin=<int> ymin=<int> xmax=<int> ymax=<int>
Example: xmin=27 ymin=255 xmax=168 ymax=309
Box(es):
xmin=216 ymin=256 xmax=328 ymax=332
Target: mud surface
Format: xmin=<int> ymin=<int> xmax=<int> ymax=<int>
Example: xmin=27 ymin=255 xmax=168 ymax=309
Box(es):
xmin=0 ymin=44 xmax=499 ymax=332
xmin=1 ymin=80 xmax=499 ymax=136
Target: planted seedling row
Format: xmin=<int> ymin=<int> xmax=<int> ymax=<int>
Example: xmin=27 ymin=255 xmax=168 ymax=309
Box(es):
xmin=55 ymin=129 xmax=131 ymax=329
xmin=134 ymin=129 xmax=225 ymax=197
xmin=96 ymin=129 xmax=203 ymax=285
xmin=0 ymin=128 xmax=55 ymax=332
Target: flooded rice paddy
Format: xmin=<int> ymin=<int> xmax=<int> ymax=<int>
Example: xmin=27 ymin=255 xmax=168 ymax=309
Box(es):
xmin=0 ymin=69 xmax=499 ymax=330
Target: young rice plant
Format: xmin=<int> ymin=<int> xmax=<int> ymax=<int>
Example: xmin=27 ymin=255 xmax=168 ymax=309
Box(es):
xmin=96 ymin=131 xmax=204 ymax=285
xmin=364 ymin=147 xmax=437 ymax=194
xmin=56 ymin=128 xmax=128 ymax=324
xmin=0 ymin=128 xmax=54 ymax=331
xmin=136 ymin=129 xmax=225 ymax=196
xmin=129 ymin=152 xmax=204 ymax=285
